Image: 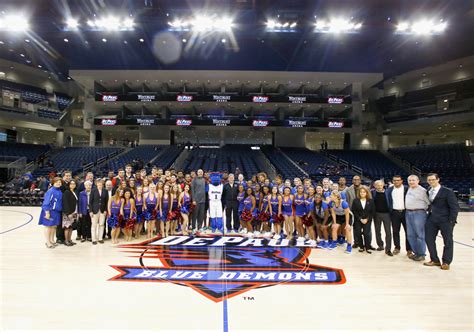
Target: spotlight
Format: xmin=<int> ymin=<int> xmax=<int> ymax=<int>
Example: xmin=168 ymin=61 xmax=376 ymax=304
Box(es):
xmin=63 ymin=38 xmax=69 ymax=42
xmin=66 ymin=18 xmax=79 ymax=30
xmin=87 ymin=16 xmax=135 ymax=31
xmin=168 ymin=15 xmax=234 ymax=32
xmin=265 ymin=19 xmax=297 ymax=32
xmin=102 ymin=38 xmax=107 ymax=42
xmin=0 ymin=14 xmax=30 ymax=32
xmin=395 ymin=19 xmax=447 ymax=35
xmin=139 ymin=38 xmax=144 ymax=42
xmin=221 ymin=38 xmax=226 ymax=43
xmin=314 ymin=17 xmax=362 ymax=33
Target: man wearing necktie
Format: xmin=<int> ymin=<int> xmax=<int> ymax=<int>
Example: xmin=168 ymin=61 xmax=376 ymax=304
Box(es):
xmin=424 ymin=173 xmax=460 ymax=270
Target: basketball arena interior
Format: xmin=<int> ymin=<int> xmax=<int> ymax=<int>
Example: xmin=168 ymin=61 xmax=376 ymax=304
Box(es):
xmin=0 ymin=1 xmax=473 ymax=331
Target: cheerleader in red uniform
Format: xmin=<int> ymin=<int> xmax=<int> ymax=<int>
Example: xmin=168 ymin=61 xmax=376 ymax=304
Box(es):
xmin=179 ymin=184 xmax=192 ymax=235
xmin=169 ymin=184 xmax=181 ymax=236
xmin=120 ymin=189 xmax=136 ymax=242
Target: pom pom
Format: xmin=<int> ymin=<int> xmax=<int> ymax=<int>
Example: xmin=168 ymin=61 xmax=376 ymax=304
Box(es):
xmin=241 ymin=210 xmax=253 ymax=223
xmin=302 ymin=214 xmax=314 ymax=227
xmin=257 ymin=211 xmax=270 ymax=223
xmin=125 ymin=218 xmax=136 ymax=229
xmin=273 ymin=214 xmax=284 ymax=224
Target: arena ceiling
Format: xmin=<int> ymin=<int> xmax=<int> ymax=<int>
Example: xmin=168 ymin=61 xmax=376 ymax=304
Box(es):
xmin=0 ymin=0 xmax=473 ymax=81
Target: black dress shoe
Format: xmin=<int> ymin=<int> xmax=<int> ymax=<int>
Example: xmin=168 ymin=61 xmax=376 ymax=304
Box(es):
xmin=366 ymin=249 xmax=372 ymax=254
xmin=386 ymin=251 xmax=393 ymax=257
xmin=353 ymin=244 xmax=359 ymax=249
xmin=414 ymin=255 xmax=425 ymax=262
xmin=369 ymin=246 xmax=376 ymax=251
xmin=358 ymin=248 xmax=364 ymax=253
xmin=81 ymin=238 xmax=86 ymax=243
xmin=376 ymin=247 xmax=384 ymax=251
xmin=92 ymin=241 xmax=97 ymax=245
xmin=99 ymin=240 xmax=104 ymax=244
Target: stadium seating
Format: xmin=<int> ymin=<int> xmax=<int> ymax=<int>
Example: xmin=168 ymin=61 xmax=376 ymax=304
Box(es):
xmin=154 ymin=145 xmax=184 ymax=170
xmin=182 ymin=145 xmax=261 ymax=177
xmin=104 ymin=145 xmax=166 ymax=172
xmin=280 ymin=147 xmax=355 ymax=183
xmin=326 ymin=150 xmax=408 ymax=180
xmin=32 ymin=147 xmax=123 ymax=177
xmin=0 ymin=142 xmax=50 ymax=162
xmin=261 ymin=147 xmax=306 ymax=180
xmin=390 ymin=144 xmax=474 ymax=194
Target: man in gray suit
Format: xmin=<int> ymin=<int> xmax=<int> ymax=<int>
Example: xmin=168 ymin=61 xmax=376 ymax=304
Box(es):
xmin=191 ymin=169 xmax=207 ymax=232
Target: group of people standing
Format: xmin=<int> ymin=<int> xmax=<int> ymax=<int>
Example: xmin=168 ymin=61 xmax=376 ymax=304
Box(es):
xmin=38 ymin=165 xmax=459 ymax=269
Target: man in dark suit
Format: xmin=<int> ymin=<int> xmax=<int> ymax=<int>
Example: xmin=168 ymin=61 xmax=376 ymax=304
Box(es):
xmin=386 ymin=175 xmax=412 ymax=256
xmin=424 ymin=173 xmax=459 ymax=270
xmin=222 ymin=173 xmax=239 ymax=233
xmin=371 ymin=180 xmax=393 ymax=256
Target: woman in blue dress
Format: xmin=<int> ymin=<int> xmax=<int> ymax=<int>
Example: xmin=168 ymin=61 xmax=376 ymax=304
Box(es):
xmin=259 ymin=185 xmax=271 ymax=235
xmin=159 ymin=184 xmax=171 ymax=238
xmin=107 ymin=189 xmax=123 ymax=244
xmin=169 ymin=184 xmax=181 ymax=236
xmin=179 ymin=183 xmax=192 ymax=235
xmin=253 ymin=183 xmax=263 ymax=235
xmin=281 ymin=187 xmax=295 ymax=238
xmin=294 ymin=185 xmax=307 ymax=241
xmin=121 ymin=188 xmax=136 ymax=242
xmin=240 ymin=187 xmax=256 ymax=235
xmin=39 ymin=177 xmax=63 ymax=248
xmin=304 ymin=185 xmax=317 ymax=246
xmin=143 ymin=183 xmax=158 ymax=239
xmin=269 ymin=186 xmax=282 ymax=239
xmin=133 ymin=186 xmax=144 ymax=240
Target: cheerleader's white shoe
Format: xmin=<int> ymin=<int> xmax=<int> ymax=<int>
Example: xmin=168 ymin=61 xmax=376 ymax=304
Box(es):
xmin=297 ymin=236 xmax=306 ymax=242
xmin=264 ymin=232 xmax=273 ymax=238
xmin=253 ymin=231 xmax=261 ymax=237
xmin=273 ymin=234 xmax=281 ymax=240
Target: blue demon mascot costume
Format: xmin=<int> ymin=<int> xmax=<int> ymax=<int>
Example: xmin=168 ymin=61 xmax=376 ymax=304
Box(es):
xmin=207 ymin=173 xmax=224 ymax=233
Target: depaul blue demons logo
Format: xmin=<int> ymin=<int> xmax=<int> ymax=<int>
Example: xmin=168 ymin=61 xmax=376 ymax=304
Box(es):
xmin=109 ymin=235 xmax=346 ymax=302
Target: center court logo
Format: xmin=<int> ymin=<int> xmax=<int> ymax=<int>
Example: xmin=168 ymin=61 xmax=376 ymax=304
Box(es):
xmin=109 ymin=235 xmax=346 ymax=302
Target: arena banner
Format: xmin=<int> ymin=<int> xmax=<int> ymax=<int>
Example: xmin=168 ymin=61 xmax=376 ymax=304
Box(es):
xmin=109 ymin=235 xmax=346 ymax=302
xmin=95 ymin=93 xmax=351 ymax=104
xmin=94 ymin=118 xmax=351 ymax=128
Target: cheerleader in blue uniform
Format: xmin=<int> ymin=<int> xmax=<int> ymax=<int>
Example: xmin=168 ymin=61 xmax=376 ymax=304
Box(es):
xmin=143 ymin=183 xmax=158 ymax=239
xmin=269 ymin=186 xmax=283 ymax=239
xmin=253 ymin=183 xmax=262 ymax=235
xmin=169 ymin=184 xmax=180 ymax=236
xmin=260 ymin=186 xmax=271 ymax=235
xmin=121 ymin=189 xmax=136 ymax=242
xmin=237 ymin=184 xmax=245 ymax=231
xmin=179 ymin=184 xmax=192 ymax=235
xmin=159 ymin=184 xmax=171 ymax=238
xmin=240 ymin=187 xmax=256 ymax=235
xmin=107 ymin=189 xmax=123 ymax=244
xmin=281 ymin=187 xmax=295 ymax=238
xmin=304 ymin=186 xmax=317 ymax=246
xmin=294 ymin=186 xmax=307 ymax=241
xmin=133 ymin=186 xmax=144 ymax=239
xmin=39 ymin=177 xmax=63 ymax=248
xmin=314 ymin=194 xmax=330 ymax=248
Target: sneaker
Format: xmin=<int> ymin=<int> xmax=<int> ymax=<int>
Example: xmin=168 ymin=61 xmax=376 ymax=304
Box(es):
xmin=345 ymin=244 xmax=352 ymax=254
xmin=305 ymin=234 xmax=310 ymax=240
xmin=309 ymin=240 xmax=317 ymax=247
xmin=254 ymin=231 xmax=261 ymax=236
xmin=316 ymin=241 xmax=326 ymax=249
xmin=247 ymin=232 xmax=254 ymax=238
xmin=337 ymin=238 xmax=345 ymax=246
xmin=328 ymin=242 xmax=337 ymax=250
xmin=297 ymin=236 xmax=305 ymax=242
xmin=273 ymin=234 xmax=281 ymax=240
xmin=263 ymin=232 xmax=272 ymax=238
